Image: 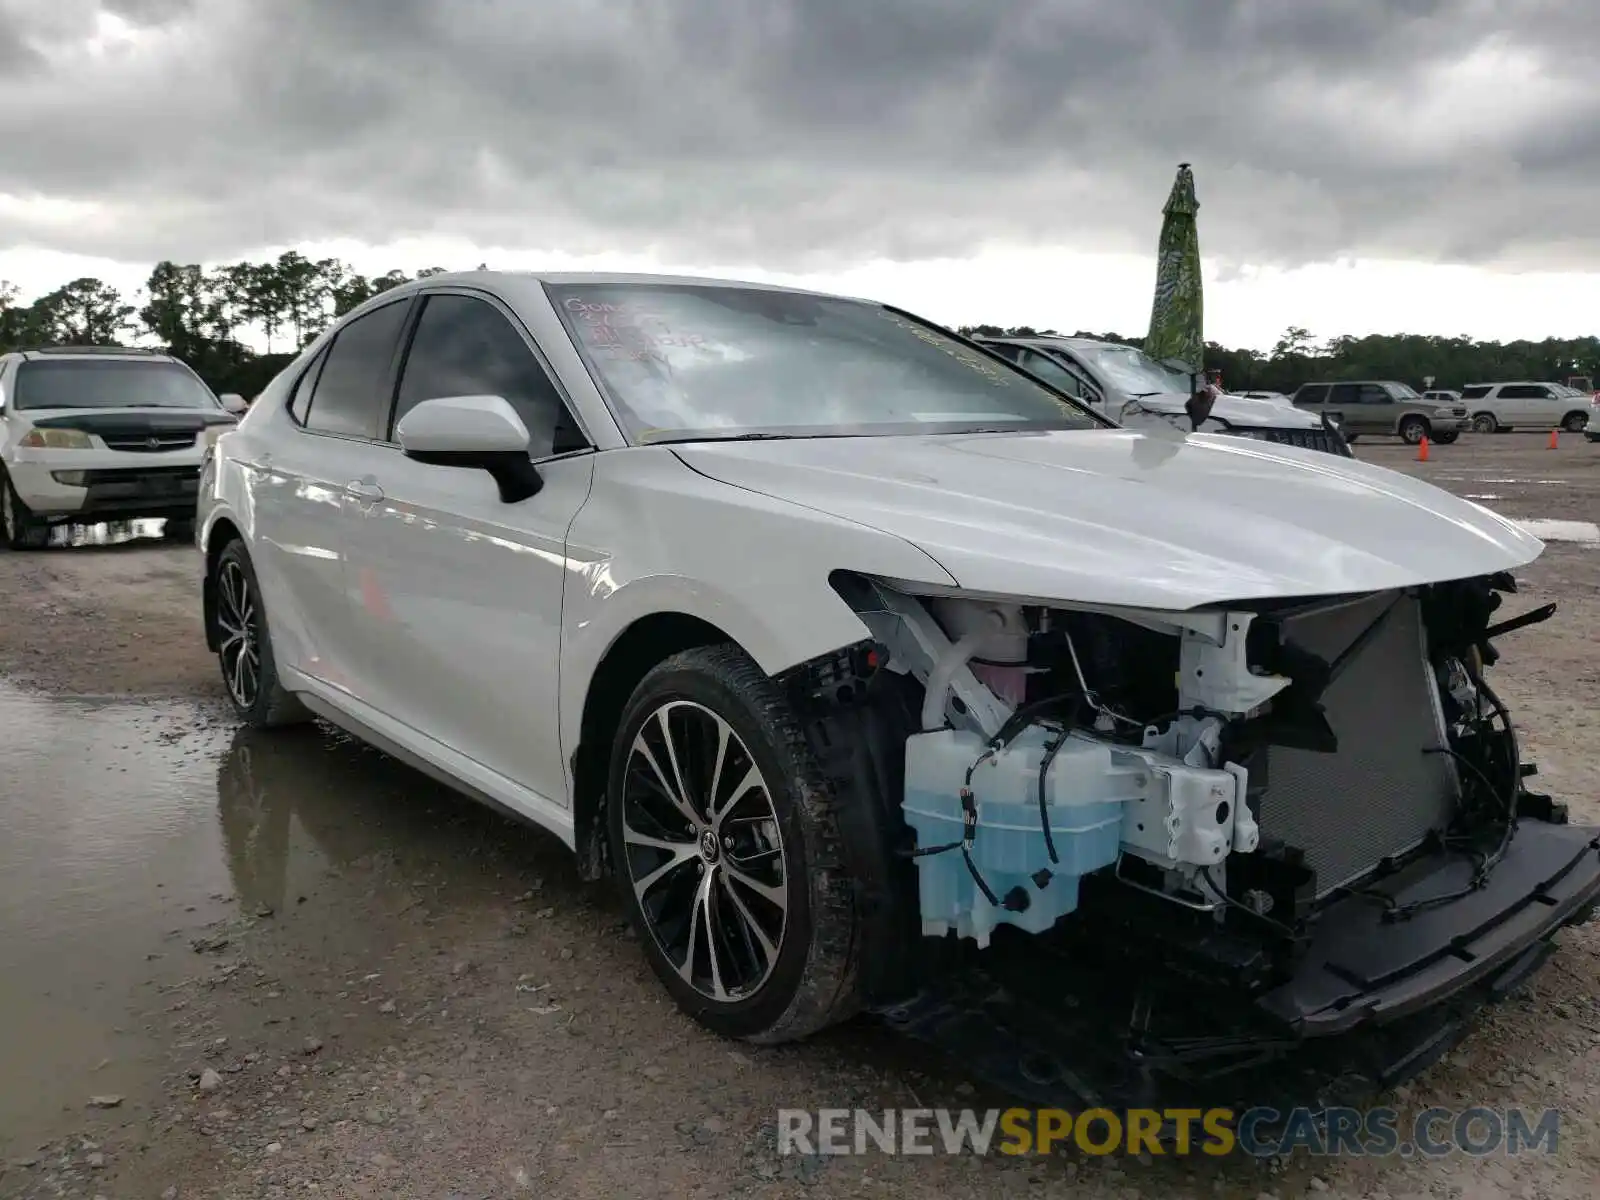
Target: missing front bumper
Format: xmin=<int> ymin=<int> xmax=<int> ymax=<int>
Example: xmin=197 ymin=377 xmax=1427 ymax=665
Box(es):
xmin=877 ymin=820 xmax=1600 ymax=1110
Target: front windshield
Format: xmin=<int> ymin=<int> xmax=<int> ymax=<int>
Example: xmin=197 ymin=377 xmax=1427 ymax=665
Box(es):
xmin=15 ymin=359 xmax=220 ymax=410
xmin=1390 ymin=382 xmax=1423 ymax=400
xmin=1069 ymin=342 xmax=1192 ymax=397
xmin=545 ymin=283 xmax=1100 ymax=442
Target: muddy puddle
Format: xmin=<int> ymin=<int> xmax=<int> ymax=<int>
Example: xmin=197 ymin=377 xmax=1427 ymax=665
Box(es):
xmin=0 ymin=683 xmax=566 ymax=1159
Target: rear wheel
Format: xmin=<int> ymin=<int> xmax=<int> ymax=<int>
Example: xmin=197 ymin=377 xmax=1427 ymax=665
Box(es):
xmin=0 ymin=470 xmax=50 ymax=550
xmin=607 ymin=644 xmax=862 ymax=1043
xmin=212 ymin=539 xmax=310 ymax=728
xmin=1472 ymin=412 xmax=1498 ymax=434
xmin=1561 ymin=411 xmax=1588 ymax=433
xmin=1398 ymin=415 xmax=1430 ymax=444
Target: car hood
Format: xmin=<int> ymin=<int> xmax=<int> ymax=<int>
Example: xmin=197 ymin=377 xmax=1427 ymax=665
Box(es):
xmin=673 ymin=429 xmax=1543 ymax=610
xmin=19 ymin=405 xmax=235 ymax=429
xmin=1110 ymin=391 xmax=1322 ymax=430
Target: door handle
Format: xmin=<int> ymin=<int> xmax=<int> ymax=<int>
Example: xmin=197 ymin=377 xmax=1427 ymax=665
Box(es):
xmin=345 ymin=480 xmax=385 ymax=505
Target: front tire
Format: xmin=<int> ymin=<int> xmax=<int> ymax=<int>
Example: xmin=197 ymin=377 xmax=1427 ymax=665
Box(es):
xmin=1 ymin=470 xmax=50 ymax=550
xmin=211 ymin=539 xmax=310 ymax=728
xmin=606 ymin=644 xmax=861 ymax=1043
xmin=1398 ymin=415 xmax=1430 ymax=444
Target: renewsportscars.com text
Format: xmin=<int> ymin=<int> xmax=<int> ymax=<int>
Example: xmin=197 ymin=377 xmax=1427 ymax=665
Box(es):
xmin=777 ymin=1106 xmax=1561 ymax=1159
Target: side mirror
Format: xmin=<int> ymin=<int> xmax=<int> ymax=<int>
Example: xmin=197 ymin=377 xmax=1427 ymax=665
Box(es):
xmin=219 ymin=392 xmax=248 ymax=414
xmin=396 ymin=394 xmax=542 ymax=503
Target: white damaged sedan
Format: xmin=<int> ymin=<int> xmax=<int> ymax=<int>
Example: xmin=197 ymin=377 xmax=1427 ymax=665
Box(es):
xmin=198 ymin=272 xmax=1599 ymax=1099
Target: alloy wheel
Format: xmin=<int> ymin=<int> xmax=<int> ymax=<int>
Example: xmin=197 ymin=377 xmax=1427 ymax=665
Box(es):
xmin=1472 ymin=414 xmax=1497 ymax=434
xmin=620 ymin=700 xmax=788 ymax=1002
xmin=216 ymin=559 xmax=261 ymax=710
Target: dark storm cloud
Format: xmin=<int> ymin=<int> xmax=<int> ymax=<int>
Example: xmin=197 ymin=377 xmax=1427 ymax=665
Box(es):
xmin=1 ymin=0 xmax=1596 ymax=271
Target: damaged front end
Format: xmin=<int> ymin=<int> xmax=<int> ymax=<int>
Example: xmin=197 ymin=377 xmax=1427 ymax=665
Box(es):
xmin=822 ymin=570 xmax=1600 ymax=1108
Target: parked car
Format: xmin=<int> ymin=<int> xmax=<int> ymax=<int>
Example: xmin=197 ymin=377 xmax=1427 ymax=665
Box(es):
xmin=1588 ymin=393 xmax=1600 ymax=443
xmin=1290 ymin=380 xmax=1468 ymax=444
xmin=196 ymin=271 xmax=1598 ymax=1103
xmin=978 ymin=336 xmax=1351 ymax=455
xmin=1458 ymin=382 xmax=1591 ymax=434
xmin=0 ymin=345 xmax=244 ymax=549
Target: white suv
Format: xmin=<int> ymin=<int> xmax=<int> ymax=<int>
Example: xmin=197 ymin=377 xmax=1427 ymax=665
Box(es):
xmin=1458 ymin=382 xmax=1592 ymax=434
xmin=0 ymin=346 xmax=243 ymax=549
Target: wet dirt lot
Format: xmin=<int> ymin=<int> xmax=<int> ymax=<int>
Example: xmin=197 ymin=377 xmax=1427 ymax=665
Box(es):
xmin=1 ymin=435 xmax=1597 ymax=1200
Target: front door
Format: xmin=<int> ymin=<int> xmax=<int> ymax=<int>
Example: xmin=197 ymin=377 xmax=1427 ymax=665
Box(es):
xmin=343 ymin=289 xmax=595 ymax=813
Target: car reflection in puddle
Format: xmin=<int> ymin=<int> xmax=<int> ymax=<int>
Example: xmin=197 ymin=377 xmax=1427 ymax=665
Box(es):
xmin=45 ymin=519 xmax=170 ymax=548
xmin=213 ymin=722 xmax=578 ymax=917
xmin=0 ymin=683 xmax=576 ymax=1156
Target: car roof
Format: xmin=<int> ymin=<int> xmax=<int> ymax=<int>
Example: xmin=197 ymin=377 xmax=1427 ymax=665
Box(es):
xmin=376 ymin=268 xmax=868 ymax=304
xmin=18 ymin=346 xmax=180 ymax=363
xmin=975 ymin=335 xmax=1112 ymax=351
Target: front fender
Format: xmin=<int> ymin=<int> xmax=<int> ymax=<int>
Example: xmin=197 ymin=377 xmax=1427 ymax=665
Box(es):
xmin=557 ymin=446 xmax=957 ymax=783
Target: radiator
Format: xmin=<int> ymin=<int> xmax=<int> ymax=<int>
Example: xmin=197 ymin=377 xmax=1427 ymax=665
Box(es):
xmin=1254 ymin=590 xmax=1460 ymax=896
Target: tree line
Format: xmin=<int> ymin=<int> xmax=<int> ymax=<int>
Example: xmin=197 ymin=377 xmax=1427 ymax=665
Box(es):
xmin=0 ymin=254 xmax=476 ymax=398
xmin=2 ymin=256 xmax=1596 ymax=399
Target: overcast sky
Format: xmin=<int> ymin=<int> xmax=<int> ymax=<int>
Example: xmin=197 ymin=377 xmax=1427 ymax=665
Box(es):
xmin=2 ymin=0 xmax=1598 ymax=350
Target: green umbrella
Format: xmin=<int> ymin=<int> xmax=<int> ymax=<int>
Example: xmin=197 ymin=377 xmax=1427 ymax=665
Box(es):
xmin=1144 ymin=162 xmax=1204 ymax=377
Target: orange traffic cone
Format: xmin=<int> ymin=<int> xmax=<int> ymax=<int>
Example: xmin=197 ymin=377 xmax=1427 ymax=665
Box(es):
xmin=1548 ymin=428 xmax=1559 ymax=449
xmin=1416 ymin=435 xmax=1430 ymax=462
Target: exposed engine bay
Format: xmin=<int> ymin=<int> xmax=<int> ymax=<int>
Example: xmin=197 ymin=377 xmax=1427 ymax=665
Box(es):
xmin=808 ymin=570 xmax=1599 ymax=1108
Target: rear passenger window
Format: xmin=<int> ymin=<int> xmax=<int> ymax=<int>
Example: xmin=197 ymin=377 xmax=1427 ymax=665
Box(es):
xmin=1295 ymin=384 xmax=1329 ymax=404
xmin=391 ymin=294 xmax=584 ymax=458
xmin=302 ymin=299 xmax=411 ymax=439
xmin=288 ymin=346 xmax=329 ymax=426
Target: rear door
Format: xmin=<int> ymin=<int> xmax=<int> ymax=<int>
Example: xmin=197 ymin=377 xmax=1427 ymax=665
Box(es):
xmin=341 ymin=288 xmax=596 ymax=813
xmin=252 ymin=297 xmax=414 ymax=695
xmin=1325 ymin=383 xmax=1362 ymax=432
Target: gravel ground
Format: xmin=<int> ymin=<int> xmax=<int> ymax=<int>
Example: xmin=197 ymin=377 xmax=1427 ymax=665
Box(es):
xmin=1 ymin=433 xmax=1597 ymax=1200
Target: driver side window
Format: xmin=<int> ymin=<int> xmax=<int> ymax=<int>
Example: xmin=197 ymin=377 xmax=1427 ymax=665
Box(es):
xmin=1016 ymin=349 xmax=1093 ymax=401
xmin=391 ymin=294 xmax=587 ymax=458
